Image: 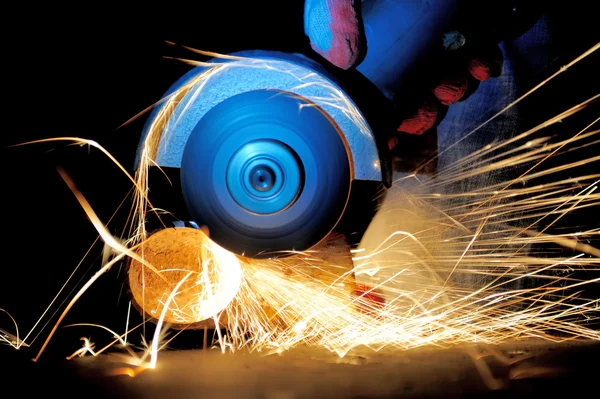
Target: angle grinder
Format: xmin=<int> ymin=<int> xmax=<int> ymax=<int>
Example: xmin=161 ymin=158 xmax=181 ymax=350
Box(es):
xmin=134 ymin=0 xmax=464 ymax=258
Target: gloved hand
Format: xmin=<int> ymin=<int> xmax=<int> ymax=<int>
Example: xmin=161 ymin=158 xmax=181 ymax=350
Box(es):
xmin=304 ymin=0 xmax=504 ymax=150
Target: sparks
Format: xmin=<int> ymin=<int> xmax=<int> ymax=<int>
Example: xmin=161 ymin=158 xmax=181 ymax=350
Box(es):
xmin=3 ymin=43 xmax=599 ymax=375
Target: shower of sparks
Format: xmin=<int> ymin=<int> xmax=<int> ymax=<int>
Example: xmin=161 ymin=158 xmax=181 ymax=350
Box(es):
xmin=2 ymin=43 xmax=599 ymax=375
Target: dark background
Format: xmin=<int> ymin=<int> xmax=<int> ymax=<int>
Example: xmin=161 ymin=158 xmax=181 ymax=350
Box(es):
xmin=1 ymin=1 xmax=598 ymax=396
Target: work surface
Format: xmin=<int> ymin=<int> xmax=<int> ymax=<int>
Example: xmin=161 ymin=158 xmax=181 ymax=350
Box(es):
xmin=9 ymin=339 xmax=598 ymax=399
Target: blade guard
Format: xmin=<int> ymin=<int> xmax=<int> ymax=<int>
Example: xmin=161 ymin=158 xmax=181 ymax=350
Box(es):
xmin=135 ymin=51 xmax=382 ymax=182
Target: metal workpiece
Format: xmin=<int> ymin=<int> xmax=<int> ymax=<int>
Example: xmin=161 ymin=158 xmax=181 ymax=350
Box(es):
xmin=60 ymin=341 xmax=600 ymax=399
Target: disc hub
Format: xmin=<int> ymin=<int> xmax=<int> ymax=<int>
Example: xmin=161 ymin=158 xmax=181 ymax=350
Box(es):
xmin=226 ymin=139 xmax=303 ymax=215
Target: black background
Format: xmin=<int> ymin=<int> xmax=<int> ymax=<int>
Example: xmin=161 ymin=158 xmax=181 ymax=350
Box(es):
xmin=1 ymin=1 xmax=598 ymax=397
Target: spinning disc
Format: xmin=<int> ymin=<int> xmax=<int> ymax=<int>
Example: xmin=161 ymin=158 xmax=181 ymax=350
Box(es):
xmin=181 ymin=90 xmax=351 ymax=258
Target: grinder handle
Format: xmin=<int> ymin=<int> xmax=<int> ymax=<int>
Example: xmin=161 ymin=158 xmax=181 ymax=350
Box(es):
xmin=356 ymin=0 xmax=462 ymax=100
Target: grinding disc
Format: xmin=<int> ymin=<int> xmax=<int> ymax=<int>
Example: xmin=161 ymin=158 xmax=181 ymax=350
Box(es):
xmin=180 ymin=89 xmax=352 ymax=258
